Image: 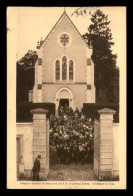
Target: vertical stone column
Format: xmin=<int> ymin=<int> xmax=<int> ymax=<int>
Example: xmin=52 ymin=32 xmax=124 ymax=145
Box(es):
xmin=98 ymin=108 xmax=116 ymax=180
xmin=31 ymin=108 xmax=49 ymax=180
xmin=55 ymin=99 xmax=59 ymax=116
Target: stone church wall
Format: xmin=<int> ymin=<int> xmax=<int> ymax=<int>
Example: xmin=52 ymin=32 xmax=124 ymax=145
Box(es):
xmin=31 ymin=12 xmax=96 ymax=107
xmin=42 ymin=83 xmax=87 ymax=110
xmin=41 ymin=14 xmax=88 ymax=83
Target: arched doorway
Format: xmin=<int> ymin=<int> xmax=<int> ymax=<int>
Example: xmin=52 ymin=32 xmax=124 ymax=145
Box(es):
xmin=59 ymin=99 xmax=69 ymax=108
xmin=55 ymin=87 xmax=74 ymax=114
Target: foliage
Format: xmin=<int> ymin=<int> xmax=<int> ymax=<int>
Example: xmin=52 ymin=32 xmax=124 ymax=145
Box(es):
xmin=83 ymin=103 xmax=119 ymax=123
xmin=17 ymin=50 xmax=38 ymax=70
xmin=82 ymin=9 xmax=119 ymax=103
xmin=17 ymin=50 xmax=38 ymax=103
xmin=71 ymin=7 xmax=92 ymax=17
xmin=17 ymin=102 xmax=55 ymax=122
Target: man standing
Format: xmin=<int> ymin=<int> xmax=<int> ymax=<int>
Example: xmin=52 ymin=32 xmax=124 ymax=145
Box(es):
xmin=32 ymin=155 xmax=41 ymax=181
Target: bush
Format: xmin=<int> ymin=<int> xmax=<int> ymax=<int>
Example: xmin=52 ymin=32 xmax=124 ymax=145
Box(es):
xmin=17 ymin=102 xmax=119 ymax=123
xmin=83 ymin=103 xmax=119 ymax=123
xmin=17 ymin=102 xmax=55 ymax=122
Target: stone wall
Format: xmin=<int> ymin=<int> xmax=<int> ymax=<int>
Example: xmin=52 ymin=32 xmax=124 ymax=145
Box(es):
xmin=16 ymin=123 xmax=33 ymax=178
xmin=94 ymin=119 xmax=100 ymax=177
xmin=16 ymin=109 xmax=50 ymax=180
xmin=113 ymin=123 xmax=119 ymax=180
xmin=16 ymin=107 xmax=119 ymax=181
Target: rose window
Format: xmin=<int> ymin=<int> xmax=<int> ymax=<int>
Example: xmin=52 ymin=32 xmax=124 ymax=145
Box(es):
xmin=60 ymin=34 xmax=69 ymax=46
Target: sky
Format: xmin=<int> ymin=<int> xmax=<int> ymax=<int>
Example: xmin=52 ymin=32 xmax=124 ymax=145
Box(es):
xmin=7 ymin=7 xmax=126 ymax=67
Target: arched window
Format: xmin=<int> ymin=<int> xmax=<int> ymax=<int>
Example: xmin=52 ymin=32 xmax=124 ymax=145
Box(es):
xmin=55 ymin=60 xmax=60 ymax=81
xmin=62 ymin=56 xmax=67 ymax=80
xmin=69 ymin=60 xmax=73 ymax=80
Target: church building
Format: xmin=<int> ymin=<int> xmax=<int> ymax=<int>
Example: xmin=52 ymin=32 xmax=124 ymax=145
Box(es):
xmin=29 ymin=11 xmax=96 ymax=113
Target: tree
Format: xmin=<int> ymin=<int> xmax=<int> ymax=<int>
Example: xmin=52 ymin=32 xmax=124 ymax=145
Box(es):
xmin=82 ymin=9 xmax=119 ymax=103
xmin=17 ymin=50 xmax=38 ymax=103
xmin=17 ymin=50 xmax=38 ymax=70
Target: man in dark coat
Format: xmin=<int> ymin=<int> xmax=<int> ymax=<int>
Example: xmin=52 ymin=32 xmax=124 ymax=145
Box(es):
xmin=32 ymin=155 xmax=41 ymax=181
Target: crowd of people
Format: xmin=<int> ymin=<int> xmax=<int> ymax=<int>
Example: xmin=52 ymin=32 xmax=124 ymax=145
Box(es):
xmin=49 ymin=105 xmax=94 ymax=166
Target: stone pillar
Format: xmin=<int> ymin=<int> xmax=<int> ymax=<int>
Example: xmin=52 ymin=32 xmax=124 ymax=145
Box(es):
xmin=31 ymin=108 xmax=49 ymax=180
xmin=55 ymin=99 xmax=59 ymax=117
xmin=98 ymin=108 xmax=116 ymax=180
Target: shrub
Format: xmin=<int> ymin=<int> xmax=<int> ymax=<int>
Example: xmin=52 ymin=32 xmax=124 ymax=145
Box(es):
xmin=83 ymin=103 xmax=119 ymax=123
xmin=17 ymin=102 xmax=55 ymax=122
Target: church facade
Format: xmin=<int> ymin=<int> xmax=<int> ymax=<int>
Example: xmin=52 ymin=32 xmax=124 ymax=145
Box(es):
xmin=29 ymin=11 xmax=96 ymax=113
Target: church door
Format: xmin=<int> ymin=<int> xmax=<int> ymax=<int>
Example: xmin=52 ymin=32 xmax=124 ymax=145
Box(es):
xmin=59 ymin=99 xmax=69 ymax=108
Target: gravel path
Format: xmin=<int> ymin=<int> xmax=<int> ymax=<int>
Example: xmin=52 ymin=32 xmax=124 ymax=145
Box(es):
xmin=47 ymin=163 xmax=97 ymax=181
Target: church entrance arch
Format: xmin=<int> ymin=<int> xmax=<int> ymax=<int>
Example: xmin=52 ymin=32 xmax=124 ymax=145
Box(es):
xmin=55 ymin=87 xmax=74 ymax=114
xmin=59 ymin=99 xmax=69 ymax=108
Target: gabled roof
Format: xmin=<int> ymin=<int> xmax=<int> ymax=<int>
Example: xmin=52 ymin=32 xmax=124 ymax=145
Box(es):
xmin=38 ymin=11 xmax=90 ymax=49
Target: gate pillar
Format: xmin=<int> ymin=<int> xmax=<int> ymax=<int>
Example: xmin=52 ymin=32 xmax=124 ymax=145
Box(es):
xmin=31 ymin=108 xmax=49 ymax=180
xmin=98 ymin=108 xmax=116 ymax=180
